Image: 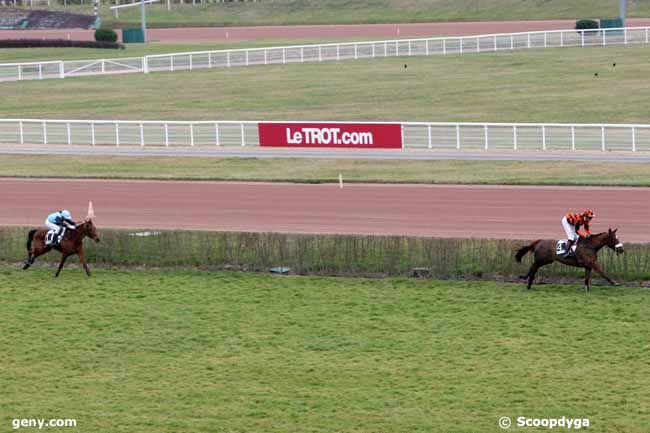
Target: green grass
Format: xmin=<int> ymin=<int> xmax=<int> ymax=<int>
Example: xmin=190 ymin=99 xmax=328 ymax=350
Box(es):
xmin=1 ymin=155 xmax=650 ymax=186
xmin=2 ymin=46 xmax=649 ymax=123
xmin=1 ymin=268 xmax=648 ymax=433
xmin=29 ymin=1 xmax=650 ymax=28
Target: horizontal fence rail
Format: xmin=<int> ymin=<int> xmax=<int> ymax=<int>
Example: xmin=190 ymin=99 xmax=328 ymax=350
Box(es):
xmin=1 ymin=26 xmax=649 ymax=82
xmin=1 ymin=119 xmax=649 ymax=152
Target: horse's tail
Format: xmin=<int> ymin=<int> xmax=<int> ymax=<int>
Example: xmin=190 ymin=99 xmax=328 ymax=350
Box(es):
xmin=515 ymin=240 xmax=540 ymax=262
xmin=26 ymin=229 xmax=37 ymax=251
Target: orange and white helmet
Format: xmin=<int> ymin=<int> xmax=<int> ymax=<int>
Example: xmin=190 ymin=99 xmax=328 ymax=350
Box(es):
xmin=582 ymin=208 xmax=594 ymax=219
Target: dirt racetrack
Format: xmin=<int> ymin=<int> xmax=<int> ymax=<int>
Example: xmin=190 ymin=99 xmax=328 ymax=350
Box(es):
xmin=1 ymin=179 xmax=648 ymax=242
xmin=4 ymin=19 xmax=650 ymax=43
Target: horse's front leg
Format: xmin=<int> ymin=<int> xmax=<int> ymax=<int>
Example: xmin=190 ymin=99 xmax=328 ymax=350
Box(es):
xmin=55 ymin=253 xmax=70 ymax=278
xmin=591 ymin=262 xmax=618 ymax=286
xmin=78 ymin=249 xmax=91 ymax=277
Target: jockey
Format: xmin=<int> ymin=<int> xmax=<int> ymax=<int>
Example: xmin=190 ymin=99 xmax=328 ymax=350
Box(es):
xmin=45 ymin=210 xmax=76 ymax=246
xmin=561 ymin=208 xmax=594 ymax=256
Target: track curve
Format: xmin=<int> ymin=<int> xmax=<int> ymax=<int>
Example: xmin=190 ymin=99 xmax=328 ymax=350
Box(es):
xmin=1 ymin=178 xmax=648 ymax=242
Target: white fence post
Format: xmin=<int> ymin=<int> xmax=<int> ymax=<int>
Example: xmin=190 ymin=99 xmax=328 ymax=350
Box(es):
xmin=542 ymin=126 xmax=546 ymax=150
xmin=571 ymin=126 xmax=576 ymax=151
xmin=190 ymin=124 xmax=195 ymax=146
xmin=601 ymin=126 xmax=606 ymax=151
xmin=66 ymin=122 xmax=71 ymax=145
xmin=456 ymin=124 xmax=461 ymax=149
xmin=632 ymin=127 xmax=637 ymax=152
xmin=59 ymin=62 xmax=64 ymax=79
xmin=115 ymin=123 xmax=120 ymax=147
xmin=42 ymin=122 xmax=47 ymax=145
xmin=140 ymin=123 xmax=144 ymax=147
xmin=19 ymin=121 xmax=24 ymax=145
xmin=513 ymin=125 xmax=517 ymax=150
xmin=215 ymin=123 xmax=220 ymax=146
xmin=143 ymin=56 xmax=149 ymax=74
xmin=484 ymin=124 xmax=489 ymax=150
xmin=91 ymin=122 xmax=95 ymax=146
xmin=427 ymin=124 xmax=432 ymax=149
xmin=240 ymin=123 xmax=245 ymax=146
xmin=164 ymin=123 xmax=169 ymax=147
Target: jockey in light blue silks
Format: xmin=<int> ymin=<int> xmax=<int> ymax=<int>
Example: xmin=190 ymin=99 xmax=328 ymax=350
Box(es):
xmin=45 ymin=210 xmax=76 ymax=246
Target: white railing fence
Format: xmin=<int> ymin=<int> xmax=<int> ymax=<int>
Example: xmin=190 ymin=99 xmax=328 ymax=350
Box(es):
xmin=1 ymin=26 xmax=649 ymax=82
xmin=1 ymin=119 xmax=649 ymax=152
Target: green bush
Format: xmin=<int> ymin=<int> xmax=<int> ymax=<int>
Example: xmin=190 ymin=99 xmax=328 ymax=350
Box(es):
xmin=575 ymin=19 xmax=599 ymax=31
xmin=2 ymin=227 xmax=648 ymax=282
xmin=94 ymin=28 xmax=118 ymax=43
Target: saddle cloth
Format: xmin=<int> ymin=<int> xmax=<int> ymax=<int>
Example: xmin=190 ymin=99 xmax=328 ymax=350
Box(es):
xmin=556 ymin=239 xmax=568 ymax=256
xmin=45 ymin=229 xmax=57 ymax=245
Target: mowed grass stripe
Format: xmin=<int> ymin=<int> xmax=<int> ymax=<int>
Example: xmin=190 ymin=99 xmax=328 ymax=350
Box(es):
xmin=2 ymin=46 xmax=650 ymax=123
xmin=0 ymin=268 xmax=648 ymax=433
xmin=0 ymin=155 xmax=650 ymax=186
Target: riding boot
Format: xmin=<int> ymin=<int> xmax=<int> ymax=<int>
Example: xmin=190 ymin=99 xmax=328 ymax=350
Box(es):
xmin=57 ymin=227 xmax=66 ymax=246
xmin=564 ymin=239 xmax=574 ymax=257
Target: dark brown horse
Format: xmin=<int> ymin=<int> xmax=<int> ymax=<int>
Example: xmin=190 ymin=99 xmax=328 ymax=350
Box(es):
xmin=23 ymin=218 xmax=100 ymax=277
xmin=515 ymin=229 xmax=624 ymax=291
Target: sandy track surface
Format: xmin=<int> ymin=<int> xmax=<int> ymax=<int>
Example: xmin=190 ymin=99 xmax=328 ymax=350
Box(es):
xmin=4 ymin=19 xmax=650 ymax=43
xmin=2 ymin=178 xmax=647 ymax=242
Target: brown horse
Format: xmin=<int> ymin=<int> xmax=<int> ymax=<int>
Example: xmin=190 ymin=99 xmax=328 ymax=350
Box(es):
xmin=23 ymin=218 xmax=100 ymax=277
xmin=515 ymin=229 xmax=624 ymax=291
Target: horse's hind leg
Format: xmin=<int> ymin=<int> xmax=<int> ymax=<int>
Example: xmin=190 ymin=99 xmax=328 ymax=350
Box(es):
xmin=525 ymin=261 xmax=552 ymax=290
xmin=55 ymin=253 xmax=70 ymax=278
xmin=23 ymin=247 xmax=49 ymax=270
xmin=22 ymin=251 xmax=33 ymax=270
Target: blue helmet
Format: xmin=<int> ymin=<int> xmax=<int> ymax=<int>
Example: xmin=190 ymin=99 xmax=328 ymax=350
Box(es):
xmin=61 ymin=210 xmax=72 ymax=220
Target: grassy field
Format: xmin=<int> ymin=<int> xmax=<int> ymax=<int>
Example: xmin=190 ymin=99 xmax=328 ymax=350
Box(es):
xmin=1 ymin=267 xmax=648 ymax=433
xmin=2 ymin=46 xmax=649 ymax=123
xmin=1 ymin=155 xmax=650 ymax=186
xmin=25 ymin=1 xmax=650 ymax=28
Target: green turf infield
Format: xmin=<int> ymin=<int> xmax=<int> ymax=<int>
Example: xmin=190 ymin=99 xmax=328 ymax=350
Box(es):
xmin=0 ymin=268 xmax=647 ymax=433
xmin=1 ymin=155 xmax=650 ymax=187
xmin=2 ymin=46 xmax=650 ymax=124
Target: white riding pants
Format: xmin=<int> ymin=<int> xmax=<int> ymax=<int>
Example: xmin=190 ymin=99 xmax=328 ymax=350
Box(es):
xmin=561 ymin=216 xmax=577 ymax=241
xmin=45 ymin=220 xmax=60 ymax=232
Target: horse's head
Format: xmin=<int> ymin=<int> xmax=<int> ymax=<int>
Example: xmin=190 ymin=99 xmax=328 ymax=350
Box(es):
xmin=606 ymin=228 xmax=624 ymax=255
xmin=80 ymin=218 xmax=100 ymax=243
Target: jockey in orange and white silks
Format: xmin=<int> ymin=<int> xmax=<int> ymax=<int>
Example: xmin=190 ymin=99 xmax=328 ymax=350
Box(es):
xmin=45 ymin=210 xmax=76 ymax=245
xmin=561 ymin=208 xmax=594 ymax=255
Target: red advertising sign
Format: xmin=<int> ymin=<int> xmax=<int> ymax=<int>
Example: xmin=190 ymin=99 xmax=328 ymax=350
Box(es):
xmin=258 ymin=123 xmax=402 ymax=148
